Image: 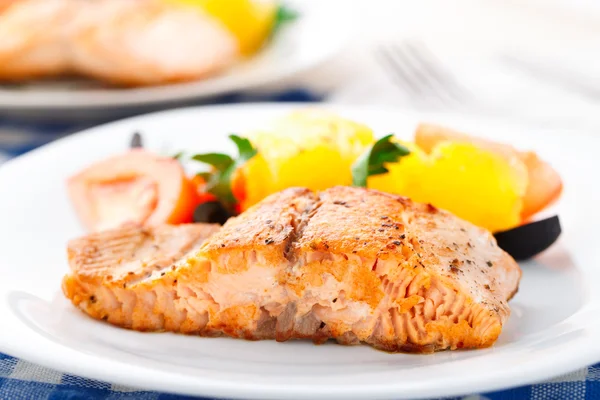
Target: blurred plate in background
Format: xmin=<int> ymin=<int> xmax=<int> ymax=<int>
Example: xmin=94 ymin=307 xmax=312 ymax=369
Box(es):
xmin=0 ymin=1 xmax=354 ymax=120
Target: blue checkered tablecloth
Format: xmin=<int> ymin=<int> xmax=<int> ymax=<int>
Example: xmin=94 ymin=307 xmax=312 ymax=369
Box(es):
xmin=1 ymin=89 xmax=599 ymax=400
xmin=2 ymin=352 xmax=600 ymax=400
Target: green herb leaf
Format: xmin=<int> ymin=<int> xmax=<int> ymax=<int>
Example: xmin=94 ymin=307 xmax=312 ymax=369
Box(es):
xmin=189 ymin=135 xmax=258 ymax=209
xmin=351 ymin=134 xmax=411 ymax=187
xmin=191 ymin=153 xmax=234 ymax=172
xmin=229 ymin=134 xmax=258 ymax=164
xmin=195 ymin=172 xmax=213 ymax=182
xmin=273 ymin=4 xmax=299 ymax=35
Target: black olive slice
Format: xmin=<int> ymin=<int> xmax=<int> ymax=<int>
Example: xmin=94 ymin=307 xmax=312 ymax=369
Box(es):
xmin=493 ymin=215 xmax=561 ymax=261
xmin=130 ymin=132 xmax=143 ymax=149
xmin=193 ymin=201 xmax=232 ymax=225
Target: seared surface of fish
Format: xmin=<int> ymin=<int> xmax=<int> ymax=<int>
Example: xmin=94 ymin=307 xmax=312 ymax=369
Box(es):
xmin=63 ymin=187 xmax=521 ymax=352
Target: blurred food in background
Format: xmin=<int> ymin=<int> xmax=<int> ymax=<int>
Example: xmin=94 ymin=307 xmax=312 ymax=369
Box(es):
xmin=0 ymin=0 xmax=294 ymax=86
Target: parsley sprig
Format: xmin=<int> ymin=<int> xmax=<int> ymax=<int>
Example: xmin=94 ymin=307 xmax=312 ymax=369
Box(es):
xmin=190 ymin=135 xmax=257 ymax=208
xmin=272 ymin=3 xmax=299 ymax=35
xmin=351 ymin=134 xmax=410 ymax=187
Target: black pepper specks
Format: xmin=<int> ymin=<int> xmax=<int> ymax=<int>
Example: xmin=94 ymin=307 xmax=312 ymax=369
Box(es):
xmin=484 ymin=284 xmax=491 ymax=290
xmin=265 ymin=238 xmax=274 ymax=245
xmin=486 ymin=260 xmax=493 ymax=267
xmin=393 ymin=241 xmax=401 ymax=246
xmin=89 ymin=295 xmax=96 ymax=304
xmin=449 ymin=258 xmax=461 ymax=273
xmin=319 ymin=322 xmax=326 ymax=329
xmin=400 ymin=234 xmax=406 ymax=239
xmin=333 ymin=200 xmax=350 ymax=207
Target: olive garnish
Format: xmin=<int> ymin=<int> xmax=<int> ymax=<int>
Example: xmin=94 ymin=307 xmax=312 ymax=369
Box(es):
xmin=494 ymin=215 xmax=562 ymax=261
xmin=193 ymin=201 xmax=232 ymax=225
xmin=130 ymin=132 xmax=143 ymax=149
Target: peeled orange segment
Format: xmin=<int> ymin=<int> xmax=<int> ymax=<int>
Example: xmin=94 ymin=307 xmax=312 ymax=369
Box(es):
xmin=68 ymin=150 xmax=198 ymax=232
xmin=415 ymin=123 xmax=563 ymax=222
xmin=169 ymin=0 xmax=278 ymax=55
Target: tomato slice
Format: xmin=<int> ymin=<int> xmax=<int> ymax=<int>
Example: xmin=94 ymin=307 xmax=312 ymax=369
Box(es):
xmin=68 ymin=149 xmax=198 ymax=232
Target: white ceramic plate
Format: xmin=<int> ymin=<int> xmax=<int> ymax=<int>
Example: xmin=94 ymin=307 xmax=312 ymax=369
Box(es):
xmin=0 ymin=1 xmax=353 ymax=115
xmin=0 ymin=103 xmax=599 ymax=400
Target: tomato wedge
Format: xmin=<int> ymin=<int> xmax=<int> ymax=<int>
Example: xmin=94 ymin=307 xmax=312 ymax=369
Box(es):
xmin=68 ymin=149 xmax=198 ymax=232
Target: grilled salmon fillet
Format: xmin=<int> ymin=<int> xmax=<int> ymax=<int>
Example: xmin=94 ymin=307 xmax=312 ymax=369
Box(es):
xmin=63 ymin=187 xmax=521 ymax=352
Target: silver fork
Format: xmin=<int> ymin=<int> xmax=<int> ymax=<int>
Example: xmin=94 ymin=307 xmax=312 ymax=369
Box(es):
xmin=375 ymin=42 xmax=472 ymax=109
